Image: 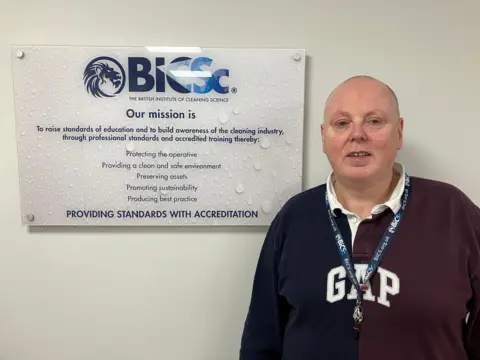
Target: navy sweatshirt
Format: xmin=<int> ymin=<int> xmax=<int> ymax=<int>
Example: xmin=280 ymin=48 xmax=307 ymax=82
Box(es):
xmin=239 ymin=176 xmax=480 ymax=360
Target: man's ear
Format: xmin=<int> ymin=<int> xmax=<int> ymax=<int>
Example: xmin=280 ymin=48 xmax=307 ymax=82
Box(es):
xmin=321 ymin=123 xmax=326 ymax=153
xmin=397 ymin=117 xmax=404 ymax=150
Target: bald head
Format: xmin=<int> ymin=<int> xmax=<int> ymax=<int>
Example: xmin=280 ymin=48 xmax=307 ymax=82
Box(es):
xmin=324 ymin=75 xmax=400 ymax=122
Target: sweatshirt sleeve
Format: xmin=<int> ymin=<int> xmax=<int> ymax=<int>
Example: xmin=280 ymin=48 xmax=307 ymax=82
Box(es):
xmin=239 ymin=211 xmax=290 ymax=360
xmin=467 ymin=277 xmax=480 ymax=360
xmin=464 ymin=197 xmax=480 ymax=360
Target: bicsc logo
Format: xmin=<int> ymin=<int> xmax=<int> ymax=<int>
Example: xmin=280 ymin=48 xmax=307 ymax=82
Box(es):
xmin=83 ymin=55 xmax=231 ymax=98
xmin=83 ymin=56 xmax=126 ymax=98
xmin=335 ymin=234 xmax=347 ymax=255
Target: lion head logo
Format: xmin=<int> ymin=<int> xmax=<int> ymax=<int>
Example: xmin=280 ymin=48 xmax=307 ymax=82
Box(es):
xmin=83 ymin=56 xmax=126 ymax=98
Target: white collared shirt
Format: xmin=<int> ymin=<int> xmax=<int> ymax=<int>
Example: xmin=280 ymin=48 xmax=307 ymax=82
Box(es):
xmin=326 ymin=163 xmax=406 ymax=245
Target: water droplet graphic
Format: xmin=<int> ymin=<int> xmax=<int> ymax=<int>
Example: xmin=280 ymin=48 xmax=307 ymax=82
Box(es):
xmin=260 ymin=138 xmax=271 ymax=149
xmin=285 ymin=137 xmax=293 ymax=145
xmin=236 ymin=183 xmax=245 ymax=194
xmin=219 ymin=113 xmax=228 ymax=124
xmin=247 ymin=198 xmax=253 ymax=206
xmin=233 ymin=108 xmax=241 ymax=115
xmin=126 ymin=142 xmax=135 ymax=152
xmin=31 ymin=89 xmax=37 ymax=94
xmin=253 ymin=161 xmax=262 ymax=170
xmin=261 ymin=200 xmax=273 ymax=214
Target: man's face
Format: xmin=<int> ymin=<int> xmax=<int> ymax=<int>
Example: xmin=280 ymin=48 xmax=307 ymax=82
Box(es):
xmin=321 ymin=78 xmax=403 ymax=182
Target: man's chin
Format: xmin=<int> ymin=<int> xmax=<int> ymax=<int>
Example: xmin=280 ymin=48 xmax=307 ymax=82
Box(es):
xmin=341 ymin=167 xmax=377 ymax=181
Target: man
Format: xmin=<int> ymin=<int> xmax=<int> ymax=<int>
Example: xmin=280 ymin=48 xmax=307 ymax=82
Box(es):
xmin=239 ymin=76 xmax=480 ymax=360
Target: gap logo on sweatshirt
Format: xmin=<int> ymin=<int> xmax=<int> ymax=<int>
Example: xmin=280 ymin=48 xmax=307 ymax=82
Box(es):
xmin=326 ymin=264 xmax=400 ymax=307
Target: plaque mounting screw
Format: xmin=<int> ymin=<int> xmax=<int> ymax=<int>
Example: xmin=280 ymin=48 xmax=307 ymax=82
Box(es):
xmin=293 ymin=53 xmax=302 ymax=62
xmin=25 ymin=213 xmax=35 ymax=222
xmin=16 ymin=50 xmax=25 ymax=59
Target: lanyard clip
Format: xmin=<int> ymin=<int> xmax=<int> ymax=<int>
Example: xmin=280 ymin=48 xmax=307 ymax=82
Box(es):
xmin=353 ymin=303 xmax=364 ymax=324
xmin=353 ymin=302 xmax=363 ymax=339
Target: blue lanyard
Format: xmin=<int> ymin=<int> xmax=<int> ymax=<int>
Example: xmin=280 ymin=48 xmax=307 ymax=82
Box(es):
xmin=325 ymin=174 xmax=411 ymax=338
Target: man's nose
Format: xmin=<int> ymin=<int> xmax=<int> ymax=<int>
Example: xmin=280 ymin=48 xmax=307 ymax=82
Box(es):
xmin=350 ymin=122 xmax=367 ymax=141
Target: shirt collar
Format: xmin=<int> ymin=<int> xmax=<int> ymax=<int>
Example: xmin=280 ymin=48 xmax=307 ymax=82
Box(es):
xmin=326 ymin=163 xmax=406 ymax=217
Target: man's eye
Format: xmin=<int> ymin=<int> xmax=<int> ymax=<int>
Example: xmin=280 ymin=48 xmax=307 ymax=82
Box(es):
xmin=368 ymin=118 xmax=382 ymax=125
xmin=335 ymin=120 xmax=348 ymax=127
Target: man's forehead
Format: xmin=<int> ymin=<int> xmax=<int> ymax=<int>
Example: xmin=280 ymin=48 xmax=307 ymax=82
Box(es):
xmin=324 ymin=76 xmax=399 ymax=118
xmin=329 ymin=108 xmax=390 ymax=118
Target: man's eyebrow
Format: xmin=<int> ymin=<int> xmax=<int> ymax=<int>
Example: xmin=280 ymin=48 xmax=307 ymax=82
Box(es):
xmin=329 ymin=110 xmax=351 ymax=119
xmin=364 ymin=110 xmax=385 ymax=117
xmin=364 ymin=110 xmax=401 ymax=120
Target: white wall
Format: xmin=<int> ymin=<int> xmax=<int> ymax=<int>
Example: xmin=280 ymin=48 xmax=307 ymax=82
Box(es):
xmin=1 ymin=1 xmax=479 ymax=359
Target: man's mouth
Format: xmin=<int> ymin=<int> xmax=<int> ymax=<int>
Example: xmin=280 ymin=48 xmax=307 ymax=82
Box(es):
xmin=347 ymin=151 xmax=371 ymax=157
